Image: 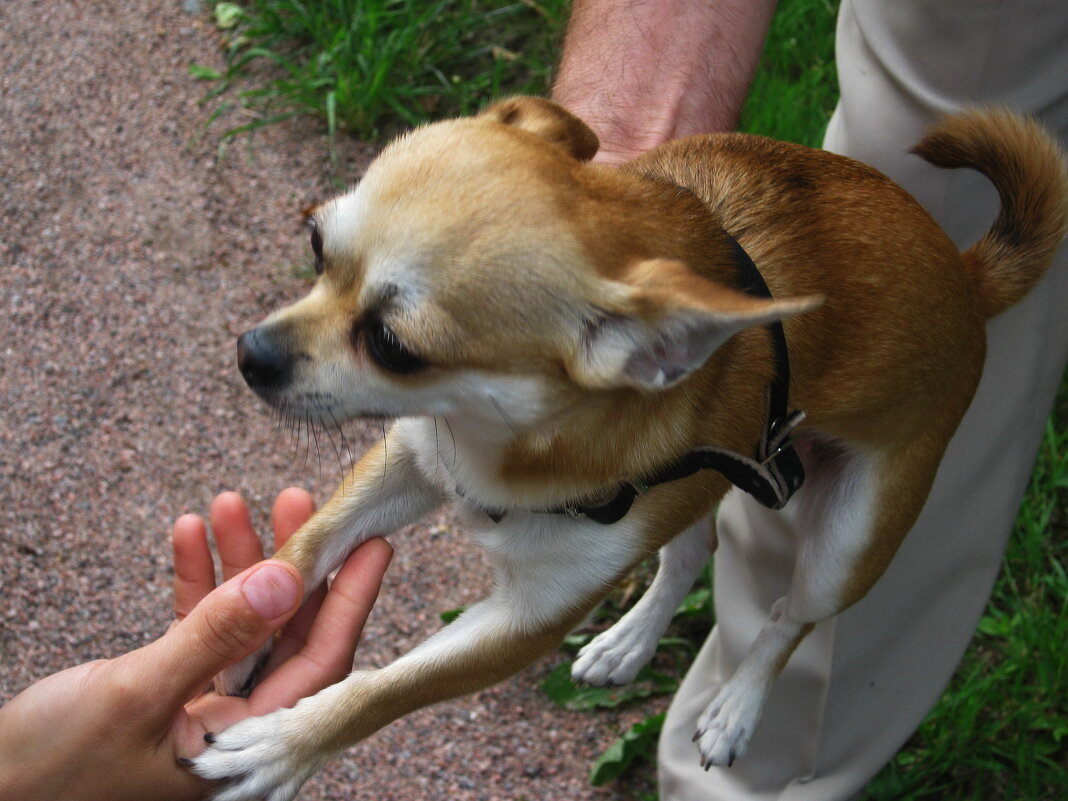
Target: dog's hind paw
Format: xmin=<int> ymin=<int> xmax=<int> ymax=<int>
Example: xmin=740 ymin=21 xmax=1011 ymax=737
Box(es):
xmin=212 ymin=640 xmax=273 ymax=697
xmin=691 ymin=681 xmax=766 ymax=769
xmin=191 ymin=707 xmax=326 ymax=801
xmin=570 ymin=620 xmax=659 ymax=686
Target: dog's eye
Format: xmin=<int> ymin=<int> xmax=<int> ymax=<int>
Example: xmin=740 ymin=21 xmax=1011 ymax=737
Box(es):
xmin=366 ymin=320 xmax=427 ymax=374
xmin=309 ymin=222 xmax=324 ymax=275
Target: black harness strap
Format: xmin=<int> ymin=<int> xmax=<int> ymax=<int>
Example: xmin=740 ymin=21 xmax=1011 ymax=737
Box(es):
xmin=473 ymin=235 xmax=807 ymax=526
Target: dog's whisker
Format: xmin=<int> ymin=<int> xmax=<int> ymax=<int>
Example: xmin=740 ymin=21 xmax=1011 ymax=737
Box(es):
xmin=287 ymin=405 xmax=300 ymax=454
xmin=327 ymin=409 xmax=351 ymax=482
xmin=289 ymin=407 xmax=299 ymax=455
xmin=309 ymin=412 xmax=324 ymax=481
xmin=489 ymin=396 xmax=520 ymax=437
xmin=341 ymin=423 xmax=356 ymax=474
xmin=433 ymin=416 xmax=441 ymax=479
xmin=322 ymin=410 xmax=347 ymax=481
xmin=273 ymin=402 xmax=298 ymax=457
xmin=300 ymin=411 xmax=313 ymax=477
xmin=442 ymin=415 xmax=458 ymax=471
xmin=379 ymin=420 xmax=388 ymax=496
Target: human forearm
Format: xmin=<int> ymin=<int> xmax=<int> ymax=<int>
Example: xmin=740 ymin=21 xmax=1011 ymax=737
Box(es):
xmin=552 ymin=0 xmax=779 ymax=163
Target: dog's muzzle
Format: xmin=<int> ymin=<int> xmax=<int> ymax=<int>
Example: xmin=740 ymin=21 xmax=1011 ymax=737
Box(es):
xmin=236 ymin=326 xmax=293 ymax=395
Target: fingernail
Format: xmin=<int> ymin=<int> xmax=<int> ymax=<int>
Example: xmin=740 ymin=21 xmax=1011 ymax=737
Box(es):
xmin=241 ymin=563 xmax=299 ymax=620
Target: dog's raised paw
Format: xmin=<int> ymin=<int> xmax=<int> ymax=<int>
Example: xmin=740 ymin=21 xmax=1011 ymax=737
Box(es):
xmin=191 ymin=708 xmax=325 ymax=801
xmin=570 ymin=623 xmax=659 ymax=686
xmin=691 ymin=682 xmax=765 ymax=769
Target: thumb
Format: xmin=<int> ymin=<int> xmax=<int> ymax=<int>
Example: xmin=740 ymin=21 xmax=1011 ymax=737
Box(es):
xmin=137 ymin=561 xmax=303 ymax=708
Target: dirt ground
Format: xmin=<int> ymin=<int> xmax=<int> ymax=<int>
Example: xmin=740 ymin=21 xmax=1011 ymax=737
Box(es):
xmin=0 ymin=2 xmax=663 ymax=799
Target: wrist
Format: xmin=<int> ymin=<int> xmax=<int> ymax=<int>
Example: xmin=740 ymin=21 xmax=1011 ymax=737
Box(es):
xmin=552 ymin=0 xmax=778 ymax=158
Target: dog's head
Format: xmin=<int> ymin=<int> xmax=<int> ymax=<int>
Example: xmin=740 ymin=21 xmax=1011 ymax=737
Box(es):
xmin=237 ymin=97 xmax=820 ymax=437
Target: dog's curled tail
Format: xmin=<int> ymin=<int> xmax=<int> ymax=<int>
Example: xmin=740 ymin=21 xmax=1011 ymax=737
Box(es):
xmin=912 ymin=107 xmax=1068 ymax=318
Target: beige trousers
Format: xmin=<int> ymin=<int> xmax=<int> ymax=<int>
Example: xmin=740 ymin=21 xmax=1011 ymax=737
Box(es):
xmin=658 ymin=1 xmax=1068 ymax=798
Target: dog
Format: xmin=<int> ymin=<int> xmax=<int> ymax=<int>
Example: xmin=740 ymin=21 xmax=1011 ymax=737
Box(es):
xmin=191 ymin=97 xmax=1068 ymax=800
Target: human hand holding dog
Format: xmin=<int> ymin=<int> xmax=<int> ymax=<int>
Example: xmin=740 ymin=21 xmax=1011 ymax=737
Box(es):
xmin=0 ymin=488 xmax=392 ymax=801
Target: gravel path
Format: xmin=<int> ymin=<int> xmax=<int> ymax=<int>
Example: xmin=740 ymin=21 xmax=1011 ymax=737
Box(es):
xmin=0 ymin=3 xmax=662 ymax=799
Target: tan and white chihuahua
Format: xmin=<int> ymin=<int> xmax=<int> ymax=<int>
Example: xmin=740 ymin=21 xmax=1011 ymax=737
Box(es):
xmin=193 ymin=97 xmax=1067 ymax=800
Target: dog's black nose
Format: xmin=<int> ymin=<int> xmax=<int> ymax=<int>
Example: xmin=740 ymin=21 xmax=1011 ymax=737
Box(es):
xmin=237 ymin=327 xmax=292 ymax=391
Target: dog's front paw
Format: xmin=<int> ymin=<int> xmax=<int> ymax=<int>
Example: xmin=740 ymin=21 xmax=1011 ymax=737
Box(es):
xmin=570 ymin=623 xmax=658 ymax=686
xmin=212 ymin=640 xmax=273 ymax=697
xmin=692 ymin=681 xmax=767 ymax=769
xmin=192 ymin=707 xmax=327 ymax=801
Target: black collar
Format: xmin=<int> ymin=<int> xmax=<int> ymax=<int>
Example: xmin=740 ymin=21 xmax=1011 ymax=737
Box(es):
xmin=473 ymin=235 xmax=807 ymax=526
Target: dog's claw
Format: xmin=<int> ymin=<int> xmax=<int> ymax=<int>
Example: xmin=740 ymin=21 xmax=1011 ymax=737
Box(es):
xmin=693 ymin=683 xmax=762 ymax=769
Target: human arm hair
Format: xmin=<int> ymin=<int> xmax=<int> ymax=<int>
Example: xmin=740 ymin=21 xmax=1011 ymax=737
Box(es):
xmin=552 ymin=0 xmax=779 ymax=163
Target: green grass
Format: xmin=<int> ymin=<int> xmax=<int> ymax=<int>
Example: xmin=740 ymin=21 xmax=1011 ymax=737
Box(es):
xmin=739 ymin=0 xmax=839 ymax=147
xmin=193 ymin=0 xmax=570 ymax=147
xmin=190 ymin=1 xmax=1068 ymax=797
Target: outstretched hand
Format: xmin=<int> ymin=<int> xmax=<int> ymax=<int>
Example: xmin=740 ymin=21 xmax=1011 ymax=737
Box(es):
xmin=0 ymin=488 xmax=392 ymax=801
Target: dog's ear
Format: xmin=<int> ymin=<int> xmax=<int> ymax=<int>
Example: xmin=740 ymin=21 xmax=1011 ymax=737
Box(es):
xmin=571 ymin=259 xmax=823 ymax=391
xmin=482 ymin=96 xmax=599 ymax=161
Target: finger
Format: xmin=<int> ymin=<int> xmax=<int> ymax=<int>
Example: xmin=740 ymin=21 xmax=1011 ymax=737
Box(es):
xmin=252 ymin=538 xmax=392 ymax=710
xmin=258 ymin=487 xmax=323 ymax=668
xmin=261 ymin=487 xmax=323 ymax=667
xmin=261 ymin=580 xmax=322 ymax=674
xmin=136 ymin=560 xmax=304 ymax=710
xmin=172 ymin=514 xmax=217 ymax=621
xmin=210 ymin=491 xmax=266 ymax=581
xmin=271 ymin=486 xmax=316 ymax=549
xmin=264 ymin=577 xmax=326 ymax=670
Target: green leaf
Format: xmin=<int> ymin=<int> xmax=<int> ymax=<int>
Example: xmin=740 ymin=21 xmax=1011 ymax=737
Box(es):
xmin=439 ymin=607 xmax=465 ymax=624
xmin=214 ymin=2 xmax=243 ymax=29
xmin=188 ymin=63 xmax=222 ymax=81
xmin=1030 ymin=715 xmax=1068 ymax=743
xmin=541 ymin=663 xmax=678 ymax=711
xmin=977 ymin=612 xmax=1021 ymax=637
xmin=562 ymin=632 xmax=593 ymax=651
xmin=325 ymin=89 xmax=337 ymax=138
xmin=590 ymin=713 xmax=665 ymax=786
xmin=656 ymin=635 xmax=697 ymax=653
xmin=675 ymin=587 xmax=712 ymax=616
